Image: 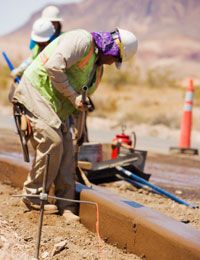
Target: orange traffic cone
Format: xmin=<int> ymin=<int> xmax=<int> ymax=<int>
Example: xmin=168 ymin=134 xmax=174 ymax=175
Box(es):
xmin=179 ymin=79 xmax=194 ymax=148
xmin=170 ymin=79 xmax=198 ymax=155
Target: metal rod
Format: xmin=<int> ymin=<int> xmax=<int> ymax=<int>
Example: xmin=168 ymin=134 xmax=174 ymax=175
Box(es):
xmin=36 ymin=154 xmax=49 ymax=259
xmin=116 ymin=166 xmax=198 ymax=208
xmin=12 ymin=194 xmax=96 ymax=205
xmin=77 ymin=86 xmax=88 ymax=144
xmin=48 ymin=195 xmax=96 ymax=205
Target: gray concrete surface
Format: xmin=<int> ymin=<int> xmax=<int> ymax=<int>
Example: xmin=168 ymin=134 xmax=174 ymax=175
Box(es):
xmin=0 ymin=113 xmax=199 ymax=155
xmin=88 ymin=126 xmax=200 ymax=155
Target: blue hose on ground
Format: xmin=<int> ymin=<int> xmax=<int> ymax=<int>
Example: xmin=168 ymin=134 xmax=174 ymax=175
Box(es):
xmin=116 ymin=166 xmax=198 ymax=208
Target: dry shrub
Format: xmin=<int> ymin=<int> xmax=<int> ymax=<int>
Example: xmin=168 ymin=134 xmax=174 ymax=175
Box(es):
xmin=102 ymin=63 xmax=141 ymax=88
xmin=102 ymin=62 xmax=179 ymax=91
xmin=116 ymin=111 xmax=148 ymax=125
xmin=150 ymin=114 xmax=180 ymax=128
xmin=115 ymin=110 xmax=180 ymax=129
xmin=0 ymin=66 xmax=12 ymax=106
xmin=144 ymin=68 xmax=179 ymax=88
xmin=0 ymin=66 xmax=10 ymax=90
xmin=92 ymin=95 xmax=118 ymax=117
xmin=194 ymin=87 xmax=200 ymax=106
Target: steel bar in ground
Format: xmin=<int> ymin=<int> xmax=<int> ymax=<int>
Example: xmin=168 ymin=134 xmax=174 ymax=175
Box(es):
xmin=36 ymin=154 xmax=49 ymax=259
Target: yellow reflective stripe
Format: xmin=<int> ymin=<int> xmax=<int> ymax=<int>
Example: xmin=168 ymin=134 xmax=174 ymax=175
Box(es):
xmin=115 ymin=38 xmax=123 ymax=58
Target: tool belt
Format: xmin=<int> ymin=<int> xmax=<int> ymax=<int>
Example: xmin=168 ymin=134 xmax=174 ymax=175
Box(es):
xmin=13 ymin=103 xmax=32 ymax=162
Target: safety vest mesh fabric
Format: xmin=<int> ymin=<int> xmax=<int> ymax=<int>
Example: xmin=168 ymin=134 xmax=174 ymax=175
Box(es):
xmin=24 ymin=32 xmax=102 ymax=121
xmin=31 ymin=44 xmax=40 ymax=60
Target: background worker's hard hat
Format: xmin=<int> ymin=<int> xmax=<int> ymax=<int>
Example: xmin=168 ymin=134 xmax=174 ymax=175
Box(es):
xmin=31 ymin=18 xmax=55 ymax=42
xmin=41 ymin=5 xmax=63 ymax=22
xmin=116 ymin=28 xmax=138 ymax=68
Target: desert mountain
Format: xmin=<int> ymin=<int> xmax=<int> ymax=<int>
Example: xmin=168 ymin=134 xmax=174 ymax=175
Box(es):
xmin=0 ymin=0 xmax=199 ymax=78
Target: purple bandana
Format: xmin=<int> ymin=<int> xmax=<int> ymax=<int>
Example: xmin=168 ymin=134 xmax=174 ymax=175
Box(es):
xmin=91 ymin=32 xmax=120 ymax=58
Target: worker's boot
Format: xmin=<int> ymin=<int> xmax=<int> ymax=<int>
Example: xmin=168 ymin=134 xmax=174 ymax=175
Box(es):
xmin=21 ymin=197 xmax=58 ymax=214
xmin=62 ymin=209 xmax=80 ymax=223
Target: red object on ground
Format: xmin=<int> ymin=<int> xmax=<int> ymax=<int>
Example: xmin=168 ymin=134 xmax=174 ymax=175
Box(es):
xmin=179 ymin=79 xmax=194 ymax=148
xmin=111 ymin=132 xmax=132 ymax=159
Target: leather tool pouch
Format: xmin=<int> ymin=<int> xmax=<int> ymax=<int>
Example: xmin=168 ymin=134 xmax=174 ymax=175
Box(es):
xmin=13 ymin=103 xmax=31 ymax=162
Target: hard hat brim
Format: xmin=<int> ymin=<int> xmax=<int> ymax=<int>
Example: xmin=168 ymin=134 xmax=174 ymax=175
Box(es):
xmin=31 ymin=32 xmax=51 ymax=43
xmin=44 ymin=17 xmax=63 ymax=22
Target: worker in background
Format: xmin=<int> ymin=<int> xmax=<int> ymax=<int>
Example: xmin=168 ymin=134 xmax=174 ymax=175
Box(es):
xmin=12 ymin=28 xmax=138 ymax=220
xmin=9 ymin=18 xmax=56 ymax=102
xmin=11 ymin=18 xmax=56 ymax=79
xmin=41 ymin=5 xmax=63 ymax=38
xmin=11 ymin=6 xmax=63 ymax=79
xmin=29 ymin=6 xmax=63 ymax=57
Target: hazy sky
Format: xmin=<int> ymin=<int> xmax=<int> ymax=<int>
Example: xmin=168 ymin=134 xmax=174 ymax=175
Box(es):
xmin=0 ymin=0 xmax=81 ymax=36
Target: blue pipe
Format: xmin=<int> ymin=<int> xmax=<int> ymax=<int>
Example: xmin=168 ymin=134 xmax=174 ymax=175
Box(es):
xmin=116 ymin=166 xmax=197 ymax=208
xmin=124 ymin=177 xmax=145 ymax=189
xmin=2 ymin=51 xmax=20 ymax=83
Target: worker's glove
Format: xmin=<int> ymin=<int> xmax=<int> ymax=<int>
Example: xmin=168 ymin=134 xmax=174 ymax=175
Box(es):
xmin=10 ymin=58 xmax=32 ymax=79
xmin=87 ymin=97 xmax=95 ymax=112
xmin=75 ymin=95 xmax=90 ymax=112
xmin=77 ymin=134 xmax=85 ymax=146
xmin=10 ymin=68 xmax=22 ymax=79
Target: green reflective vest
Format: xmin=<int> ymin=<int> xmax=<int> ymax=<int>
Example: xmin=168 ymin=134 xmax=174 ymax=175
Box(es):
xmin=25 ymin=31 xmax=102 ymax=121
xmin=31 ymin=44 xmax=40 ymax=60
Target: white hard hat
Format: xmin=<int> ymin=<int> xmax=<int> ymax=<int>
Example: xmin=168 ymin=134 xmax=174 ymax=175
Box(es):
xmin=41 ymin=5 xmax=63 ymax=22
xmin=115 ymin=28 xmax=138 ymax=69
xmin=31 ymin=18 xmax=55 ymax=43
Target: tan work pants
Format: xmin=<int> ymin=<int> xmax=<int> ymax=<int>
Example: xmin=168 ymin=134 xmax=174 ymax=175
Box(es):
xmin=24 ymin=114 xmax=76 ymax=212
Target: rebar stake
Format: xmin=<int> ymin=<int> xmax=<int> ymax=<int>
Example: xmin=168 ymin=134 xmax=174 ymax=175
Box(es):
xmin=36 ymin=154 xmax=49 ymax=259
xmin=12 ymin=154 xmax=101 ymax=259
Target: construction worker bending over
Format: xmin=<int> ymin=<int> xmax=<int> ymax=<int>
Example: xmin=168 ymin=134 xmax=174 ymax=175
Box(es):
xmin=12 ymin=28 xmax=138 ymax=219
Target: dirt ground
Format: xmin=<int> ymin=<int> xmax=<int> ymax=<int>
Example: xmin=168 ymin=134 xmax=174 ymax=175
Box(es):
xmin=0 ymin=128 xmax=141 ymax=260
xmin=0 ymin=127 xmax=200 ymax=259
xmin=0 ymin=183 xmax=142 ymax=260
